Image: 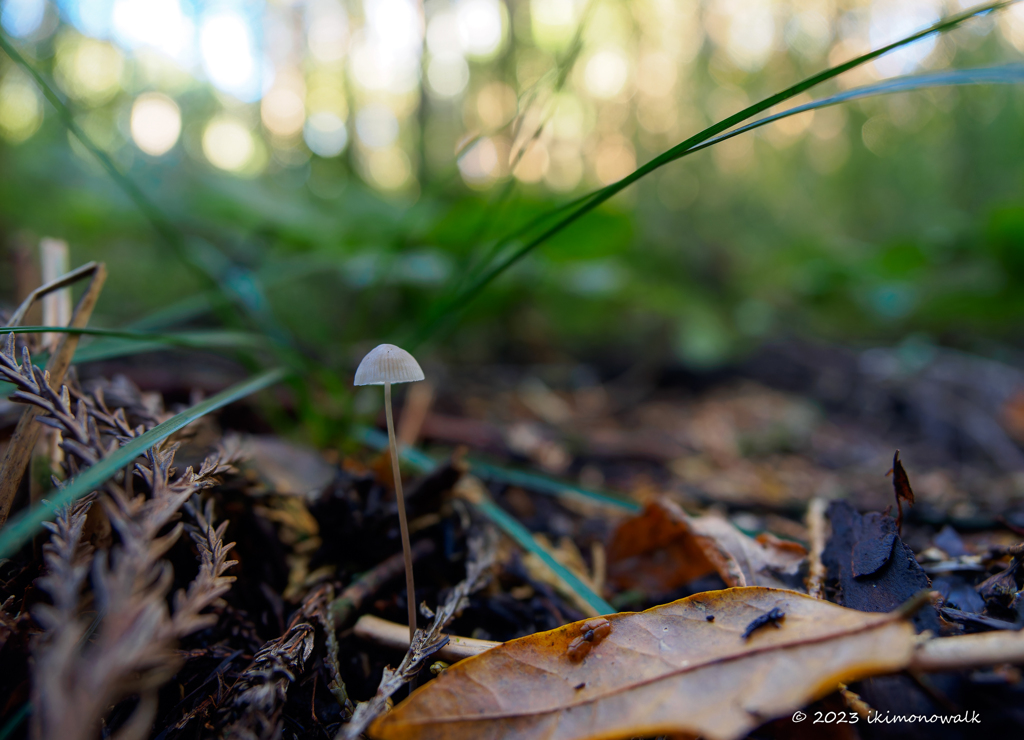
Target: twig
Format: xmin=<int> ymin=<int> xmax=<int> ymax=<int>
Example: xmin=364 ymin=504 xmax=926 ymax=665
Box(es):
xmin=328 ymin=539 xmax=435 ymax=625
xmin=912 ymin=629 xmax=1024 ymax=672
xmin=396 ymin=380 xmax=435 ymax=448
xmin=39 ymin=238 xmax=70 ymax=352
xmin=839 ymin=685 xmax=874 ymax=720
xmin=338 ymin=527 xmax=498 ymax=740
xmin=805 ymin=497 xmax=828 ymax=599
xmin=353 ymin=614 xmax=498 ymax=662
xmin=318 ymin=586 xmax=355 ymax=717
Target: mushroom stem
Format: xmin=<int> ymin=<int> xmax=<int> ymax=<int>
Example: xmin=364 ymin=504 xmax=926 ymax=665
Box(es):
xmin=385 ymin=380 xmax=417 ymax=642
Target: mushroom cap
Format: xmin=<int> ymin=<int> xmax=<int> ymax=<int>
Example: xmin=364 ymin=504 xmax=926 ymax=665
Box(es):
xmin=354 ymin=344 xmax=425 ymax=386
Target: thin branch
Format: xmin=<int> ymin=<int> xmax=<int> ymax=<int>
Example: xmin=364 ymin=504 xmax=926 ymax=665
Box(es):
xmin=805 ymin=498 xmax=828 ymax=600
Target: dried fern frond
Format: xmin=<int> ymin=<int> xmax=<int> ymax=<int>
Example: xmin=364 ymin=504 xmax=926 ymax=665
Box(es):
xmin=220 ymin=623 xmax=316 ymax=740
xmin=0 ymin=595 xmax=18 ymax=651
xmin=213 ymin=581 xmax=348 ymax=739
xmin=34 ymin=497 xmax=95 ymax=631
xmin=4 ymin=336 xmax=246 ymax=740
xmin=172 ymin=496 xmax=238 ymax=636
xmin=31 ymin=440 xmax=241 ymax=740
xmin=0 ymin=334 xmax=140 ymax=475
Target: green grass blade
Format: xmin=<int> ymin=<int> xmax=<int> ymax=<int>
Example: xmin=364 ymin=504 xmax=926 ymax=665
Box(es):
xmin=126 ymin=296 xmax=218 ymax=332
xmin=0 ymin=367 xmax=289 ymax=559
xmin=3 ymin=325 xmax=269 ymax=349
xmin=470 ymin=497 xmax=614 ymax=615
xmin=353 ymin=425 xmax=617 ymax=613
xmin=67 ymin=332 xmax=263 ymax=364
xmin=354 ymin=426 xmax=634 ymax=510
xmin=466 ymin=460 xmax=639 ymax=512
xmin=691 ymin=64 xmax=1024 ymax=154
xmin=0 ymin=702 xmax=30 ymax=740
xmin=412 ymin=0 xmax=1018 ymax=346
xmin=0 ymin=327 xmax=271 ymax=398
xmin=353 ymin=426 xmax=439 ymax=474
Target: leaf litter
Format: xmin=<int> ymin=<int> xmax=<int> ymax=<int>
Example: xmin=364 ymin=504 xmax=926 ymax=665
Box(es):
xmin=4 ymin=274 xmax=1024 ymax=739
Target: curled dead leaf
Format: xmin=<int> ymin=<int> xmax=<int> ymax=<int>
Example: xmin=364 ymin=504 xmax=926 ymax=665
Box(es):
xmin=370 ymin=587 xmax=915 ymax=740
xmin=608 ymin=499 xmax=806 ymax=593
xmin=606 ymin=500 xmax=715 ymax=591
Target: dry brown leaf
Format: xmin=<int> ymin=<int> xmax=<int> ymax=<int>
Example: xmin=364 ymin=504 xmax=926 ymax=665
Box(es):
xmin=606 ymin=501 xmax=716 ymax=591
xmin=370 ymin=587 xmax=915 ymax=740
xmin=607 ymin=499 xmax=806 ymax=592
xmin=887 ymin=450 xmax=914 ymax=532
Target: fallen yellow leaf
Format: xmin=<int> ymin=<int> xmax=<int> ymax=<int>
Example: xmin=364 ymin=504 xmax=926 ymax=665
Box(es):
xmin=370 ymin=587 xmax=915 ymax=740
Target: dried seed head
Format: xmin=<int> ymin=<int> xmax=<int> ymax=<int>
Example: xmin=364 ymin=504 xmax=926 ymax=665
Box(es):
xmin=353 ymin=344 xmax=425 ymax=386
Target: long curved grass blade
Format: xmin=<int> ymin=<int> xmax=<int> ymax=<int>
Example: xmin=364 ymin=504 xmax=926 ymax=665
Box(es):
xmin=353 ymin=426 xmax=438 ymax=474
xmin=0 ymin=327 xmax=271 ymax=398
xmin=467 ymin=460 xmax=639 ymax=513
xmin=691 ymin=63 xmax=1024 ymax=155
xmin=353 ymin=426 xmax=634 ymax=510
xmin=3 ymin=325 xmax=269 ymax=349
xmin=122 ymin=253 xmax=346 ymax=334
xmin=471 ymin=496 xmax=614 ymax=615
xmin=0 ymin=367 xmax=289 ymax=559
xmin=411 ymin=0 xmax=1018 ymax=346
xmin=66 ymin=332 xmax=264 ymax=364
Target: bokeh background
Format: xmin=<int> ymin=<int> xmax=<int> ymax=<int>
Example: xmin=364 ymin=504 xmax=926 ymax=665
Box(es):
xmin=2 ymin=0 xmax=1024 ymax=375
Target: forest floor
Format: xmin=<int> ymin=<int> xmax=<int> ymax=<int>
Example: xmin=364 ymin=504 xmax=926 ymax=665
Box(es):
xmin=2 ymin=338 xmax=1024 ymax=740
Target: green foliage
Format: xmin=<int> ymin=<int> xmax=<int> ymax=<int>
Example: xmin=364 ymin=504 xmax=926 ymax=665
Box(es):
xmin=1 ymin=2 xmax=1024 ymax=443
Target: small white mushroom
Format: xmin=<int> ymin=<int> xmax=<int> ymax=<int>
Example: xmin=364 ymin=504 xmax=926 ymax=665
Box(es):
xmin=354 ymin=343 xmax=425 ymax=641
xmin=354 ymin=344 xmax=425 ymax=386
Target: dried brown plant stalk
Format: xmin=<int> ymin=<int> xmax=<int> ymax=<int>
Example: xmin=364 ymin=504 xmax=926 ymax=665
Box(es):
xmin=339 ymin=526 xmax=498 ymax=740
xmin=0 ymin=262 xmax=106 ymax=526
xmin=805 ymin=497 xmax=828 ymax=600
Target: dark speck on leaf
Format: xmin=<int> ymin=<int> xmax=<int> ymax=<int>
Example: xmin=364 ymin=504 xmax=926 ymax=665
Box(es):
xmin=706 ymin=615 xmax=715 ymax=622
xmin=574 ymin=682 xmax=586 ymax=690
xmin=742 ymin=608 xmax=785 ymax=640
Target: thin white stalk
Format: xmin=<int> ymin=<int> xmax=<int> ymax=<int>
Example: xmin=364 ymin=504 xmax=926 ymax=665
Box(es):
xmin=384 ymin=381 xmax=417 ymax=642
